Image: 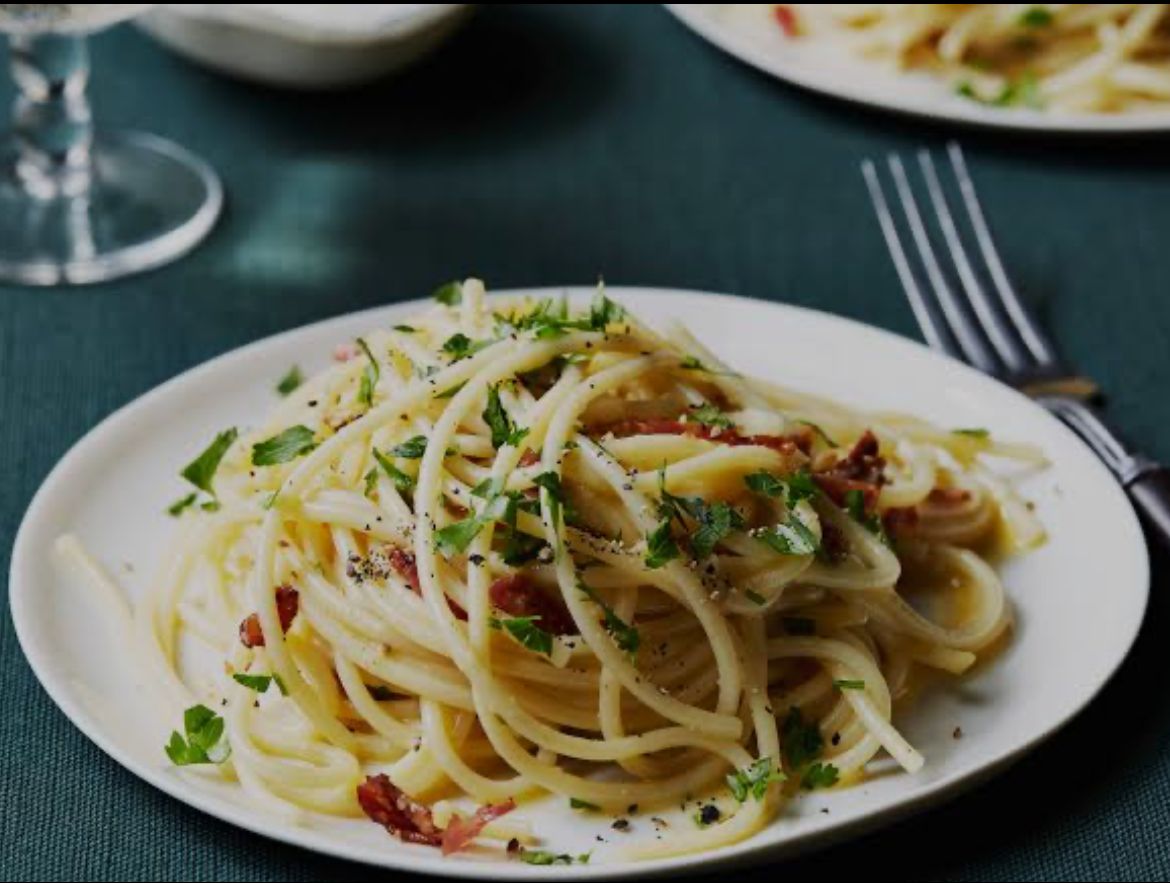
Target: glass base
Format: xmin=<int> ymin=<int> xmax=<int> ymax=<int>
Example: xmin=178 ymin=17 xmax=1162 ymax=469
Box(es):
xmin=0 ymin=131 xmax=222 ymax=285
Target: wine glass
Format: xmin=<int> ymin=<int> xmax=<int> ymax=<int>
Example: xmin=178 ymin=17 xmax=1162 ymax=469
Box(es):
xmin=0 ymin=4 xmax=222 ymax=285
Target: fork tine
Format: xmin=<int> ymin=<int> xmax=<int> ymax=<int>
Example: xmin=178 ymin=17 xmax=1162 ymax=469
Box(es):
xmin=947 ymin=142 xmax=1061 ymax=368
xmin=916 ymin=149 xmax=1035 ymax=375
xmin=861 ymin=159 xmax=960 ymax=360
xmin=884 ymin=153 xmax=1002 ymax=374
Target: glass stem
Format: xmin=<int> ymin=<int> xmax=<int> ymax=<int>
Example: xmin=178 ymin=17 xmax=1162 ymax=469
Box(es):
xmin=9 ymin=33 xmax=93 ymax=199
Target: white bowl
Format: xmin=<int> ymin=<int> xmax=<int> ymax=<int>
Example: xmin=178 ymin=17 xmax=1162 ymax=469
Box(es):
xmin=137 ymin=4 xmax=472 ymax=90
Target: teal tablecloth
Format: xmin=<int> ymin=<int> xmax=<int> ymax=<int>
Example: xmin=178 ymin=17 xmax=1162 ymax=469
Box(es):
xmin=3 ymin=6 xmax=1169 ymax=881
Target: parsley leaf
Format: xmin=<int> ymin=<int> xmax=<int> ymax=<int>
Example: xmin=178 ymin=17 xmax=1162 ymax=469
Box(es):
xmin=442 ymin=333 xmax=493 ymax=361
xmin=251 ymin=425 xmax=317 ymax=466
xmin=490 ymin=615 xmax=553 ymax=656
xmin=276 ymin=366 xmax=303 ymax=396
xmin=689 ymin=402 xmax=733 ymax=430
xmin=569 ymin=797 xmax=600 ymax=811
xmin=744 ymin=469 xmax=817 ymax=507
xmin=434 ymin=515 xmax=486 ymax=557
xmin=181 ymin=428 xmax=238 ymax=497
xmin=433 ymin=280 xmax=462 ymax=305
xmin=833 ymin=679 xmax=865 ymax=691
xmin=801 ymin=762 xmax=839 ymax=790
xmin=532 ymin=471 xmax=565 ymax=528
xmin=1018 ymin=6 xmax=1053 ymax=27
xmin=755 ymin=514 xmax=819 ymax=556
xmin=645 ymin=519 xmax=680 ymax=568
xmin=690 ymin=499 xmax=743 ymax=559
xmin=371 ymin=448 xmax=415 ymax=493
xmin=519 ymin=849 xmax=589 ymax=866
xmin=434 ymin=380 xmax=467 ymax=399
xmin=165 ymin=704 xmax=230 ymax=766
xmin=781 ymin=707 xmax=822 ymax=769
xmin=744 ymin=589 xmax=767 ymax=606
xmin=232 ymin=672 xmax=288 ymax=695
xmin=393 ymin=324 xmax=416 ymax=333
xmin=363 ymin=467 xmax=378 ymax=498
xmin=390 ymin=435 xmax=428 ymax=459
xmin=167 ymin=492 xmax=199 ymax=517
xmin=588 ymin=289 xmax=625 ymax=330
xmin=844 ymin=488 xmax=890 ymax=546
xmin=579 ymin=581 xmax=640 ymax=656
xmin=726 ymin=757 xmax=784 ymax=802
xmin=356 ymin=338 xmax=379 ymax=408
xmin=953 ymin=427 xmax=990 ymax=439
xmin=483 ymin=384 xmax=530 ymax=449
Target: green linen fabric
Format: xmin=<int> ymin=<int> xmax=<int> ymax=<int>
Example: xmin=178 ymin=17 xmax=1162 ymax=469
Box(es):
xmin=2 ymin=6 xmax=1168 ymax=881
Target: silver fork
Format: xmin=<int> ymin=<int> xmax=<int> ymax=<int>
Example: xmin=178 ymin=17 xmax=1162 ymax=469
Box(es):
xmin=862 ymin=142 xmax=1170 ymax=543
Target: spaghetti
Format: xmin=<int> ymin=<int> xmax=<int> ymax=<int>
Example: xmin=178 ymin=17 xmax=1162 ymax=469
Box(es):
xmin=135 ymin=280 xmax=1044 ymax=861
xmin=780 ymin=4 xmax=1170 ymax=114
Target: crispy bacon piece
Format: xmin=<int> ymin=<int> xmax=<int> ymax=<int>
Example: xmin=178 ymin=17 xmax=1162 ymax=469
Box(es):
xmin=357 ymin=775 xmax=444 ymax=847
xmin=774 ymin=5 xmax=799 ymax=36
xmin=489 ymin=574 xmax=577 ymax=636
xmin=518 ymin=448 xmax=541 ymax=467
xmin=813 ymin=430 xmax=885 ymax=510
xmin=603 ymin=419 xmax=812 ymax=456
xmin=883 ymin=506 xmax=919 ymax=537
xmin=238 ymin=585 xmax=300 ymax=648
xmin=441 ymin=799 xmax=516 ymax=856
xmin=388 ymin=548 xmax=421 ymax=591
xmin=819 ymin=522 xmax=849 ymax=563
xmin=389 ymin=547 xmax=468 ymax=620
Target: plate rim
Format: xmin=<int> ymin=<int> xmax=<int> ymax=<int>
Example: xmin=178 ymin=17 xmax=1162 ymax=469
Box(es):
xmin=8 ymin=285 xmax=1151 ymax=879
xmin=666 ymin=4 xmax=1170 ymax=135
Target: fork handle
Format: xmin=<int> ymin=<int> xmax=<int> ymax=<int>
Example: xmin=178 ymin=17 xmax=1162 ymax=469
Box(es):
xmin=1041 ymin=395 xmax=1170 ymax=546
xmin=1127 ymin=466 xmax=1170 ymax=545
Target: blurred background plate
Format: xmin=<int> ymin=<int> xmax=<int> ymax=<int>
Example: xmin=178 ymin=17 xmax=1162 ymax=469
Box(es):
xmin=667 ymin=4 xmax=1170 ymax=134
xmin=137 ymin=4 xmax=472 ymax=89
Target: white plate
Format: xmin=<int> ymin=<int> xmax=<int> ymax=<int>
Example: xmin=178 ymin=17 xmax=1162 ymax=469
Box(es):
xmin=667 ymin=4 xmax=1170 ymax=134
xmin=138 ymin=5 xmax=471 ymax=90
xmin=9 ymin=287 xmax=1149 ymax=878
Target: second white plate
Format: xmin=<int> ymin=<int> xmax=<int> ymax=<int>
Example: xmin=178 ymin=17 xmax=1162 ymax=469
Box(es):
xmin=668 ymin=4 xmax=1170 ymax=134
xmin=9 ymin=287 xmax=1149 ymax=877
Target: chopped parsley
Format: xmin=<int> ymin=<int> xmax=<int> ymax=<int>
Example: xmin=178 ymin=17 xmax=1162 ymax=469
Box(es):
xmin=180 ymin=427 xmax=238 ymax=498
xmin=496 ymin=290 xmax=625 ymax=340
xmin=434 ymin=380 xmax=468 ymax=399
xmin=755 ymin=515 xmax=819 ymax=556
xmin=251 ymin=425 xmax=317 ymax=466
xmin=442 ymin=332 xmax=493 ymax=361
xmin=1018 ymin=6 xmax=1053 ymax=27
xmin=232 ymin=672 xmax=288 ymax=695
xmin=833 ymin=679 xmax=866 ymax=691
xmin=690 ymin=499 xmax=744 ymax=559
xmin=483 ymin=384 xmax=530 ymax=449
xmin=955 ymin=73 xmax=1043 ymax=108
xmin=726 ymin=757 xmax=784 ymax=802
xmin=356 ymin=338 xmax=379 ymax=407
xmin=434 ymin=514 xmax=487 ymax=557
xmin=778 ymin=707 xmax=839 ymax=789
xmin=167 ymin=492 xmax=199 ymax=517
xmin=744 ymin=469 xmax=817 ymax=506
xmin=532 ymin=471 xmax=565 ymax=528
xmin=645 ymin=519 xmax=681 ymax=568
xmin=689 ymin=402 xmax=733 ymax=430
xmin=801 ymin=762 xmax=839 ymax=790
xmin=433 ymin=280 xmax=462 ymax=305
xmin=165 ymin=704 xmax=230 ymax=766
xmin=953 ymin=427 xmax=990 ymax=439
xmin=393 ymin=324 xmax=416 ymax=333
xmin=489 ymin=615 xmax=553 ymax=656
xmin=744 ymin=589 xmax=767 ymax=606
xmin=579 ymin=580 xmax=640 ymax=656
xmin=390 ymin=435 xmax=428 ymax=459
xmin=518 ymin=849 xmax=590 ymax=866
xmin=569 ymin=797 xmax=600 ymax=811
xmin=372 ymin=448 xmax=415 ymax=493
xmin=844 ymin=488 xmax=890 ymax=546
xmin=275 ymin=366 xmax=303 ymax=396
